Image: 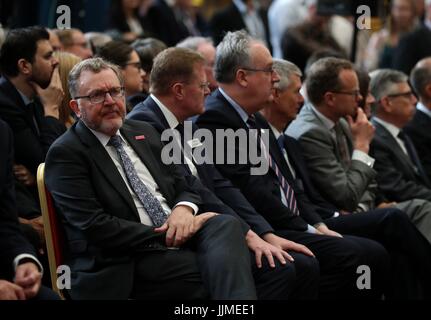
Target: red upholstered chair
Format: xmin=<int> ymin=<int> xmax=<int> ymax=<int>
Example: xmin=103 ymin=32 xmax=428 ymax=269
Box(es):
xmin=37 ymin=163 xmax=65 ymax=298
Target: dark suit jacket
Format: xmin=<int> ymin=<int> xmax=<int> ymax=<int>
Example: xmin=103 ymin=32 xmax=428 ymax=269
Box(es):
xmin=209 ymin=3 xmax=270 ymax=47
xmin=127 ymin=96 xmax=273 ymax=235
xmin=0 ymin=119 xmax=37 ymax=280
xmin=45 ymin=119 xmax=202 ymax=300
xmin=196 ymin=89 xmax=308 ymax=231
xmin=255 ymin=114 xmax=337 ymax=222
xmin=370 ymin=120 xmax=431 ymax=202
xmin=393 ymin=24 xmax=431 ymax=75
xmin=404 ymin=108 xmax=431 ymax=182
xmin=0 ymin=76 xmax=66 ymax=175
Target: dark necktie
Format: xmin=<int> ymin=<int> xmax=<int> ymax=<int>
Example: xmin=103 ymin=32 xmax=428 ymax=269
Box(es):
xmin=109 ymin=135 xmax=168 ymax=227
xmin=27 ymin=102 xmax=40 ymax=136
xmin=247 ymin=115 xmax=300 ymax=216
xmin=398 ymin=130 xmax=430 ymax=183
xmin=334 ymin=123 xmax=351 ymax=168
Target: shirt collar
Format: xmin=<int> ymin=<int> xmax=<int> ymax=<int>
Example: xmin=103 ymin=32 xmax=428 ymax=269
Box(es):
xmin=219 ymin=87 xmax=250 ymax=125
xmin=150 ymin=94 xmax=180 ymax=129
xmin=16 ymin=89 xmax=32 ymax=106
xmin=87 ymin=125 xmax=121 ymax=147
xmin=268 ymin=122 xmax=282 ymax=140
xmin=417 ymin=102 xmax=431 ymax=118
xmin=233 ymin=0 xmax=248 ymax=14
xmin=373 ymin=117 xmax=401 ymax=138
xmin=310 ymin=103 xmax=335 ymax=131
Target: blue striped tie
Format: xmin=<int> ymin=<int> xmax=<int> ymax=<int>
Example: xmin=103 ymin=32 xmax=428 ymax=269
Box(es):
xmin=247 ymin=115 xmax=300 ymax=216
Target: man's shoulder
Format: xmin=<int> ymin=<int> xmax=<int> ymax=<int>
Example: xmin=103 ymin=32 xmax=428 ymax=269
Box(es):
xmin=286 ymin=105 xmax=328 ymax=140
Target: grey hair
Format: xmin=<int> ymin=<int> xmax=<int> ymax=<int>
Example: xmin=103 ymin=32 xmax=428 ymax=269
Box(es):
xmin=68 ymin=57 xmax=124 ymax=98
xmin=369 ymin=69 xmax=408 ymax=101
xmin=273 ymin=59 xmax=302 ymax=91
xmin=176 ymin=36 xmax=213 ymax=51
xmin=214 ymin=30 xmax=253 ymax=83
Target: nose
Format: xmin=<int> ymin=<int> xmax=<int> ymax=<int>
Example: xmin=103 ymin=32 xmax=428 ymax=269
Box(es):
xmin=104 ymin=92 xmax=116 ymax=104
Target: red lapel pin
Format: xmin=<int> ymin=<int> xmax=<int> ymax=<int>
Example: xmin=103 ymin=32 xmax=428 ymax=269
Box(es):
xmin=134 ymin=135 xmax=146 ymax=140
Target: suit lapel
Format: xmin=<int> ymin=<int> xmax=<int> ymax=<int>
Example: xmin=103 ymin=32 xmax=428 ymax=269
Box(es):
xmin=75 ymin=121 xmax=140 ymax=219
xmin=374 ymin=121 xmax=418 ymax=177
xmin=121 ymin=121 xmax=172 ymax=201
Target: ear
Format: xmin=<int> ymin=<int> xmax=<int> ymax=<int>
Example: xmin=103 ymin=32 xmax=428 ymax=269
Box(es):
xmin=424 ymin=83 xmax=431 ymax=98
xmin=17 ymin=58 xmax=31 ymax=76
xmin=323 ymin=91 xmax=336 ymax=107
xmin=172 ymin=82 xmax=185 ymax=100
xmin=236 ymin=69 xmax=248 ymax=87
xmin=272 ymin=88 xmax=281 ymax=103
xmin=379 ymin=96 xmax=393 ymax=113
xmin=69 ymin=100 xmax=81 ymax=118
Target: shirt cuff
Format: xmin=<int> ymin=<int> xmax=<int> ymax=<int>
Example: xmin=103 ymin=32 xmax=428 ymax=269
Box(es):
xmin=352 ymin=149 xmax=375 ymax=167
xmin=13 ymin=254 xmax=44 ymax=274
xmin=174 ymin=201 xmax=198 ymax=215
xmin=306 ymin=224 xmax=318 ymax=234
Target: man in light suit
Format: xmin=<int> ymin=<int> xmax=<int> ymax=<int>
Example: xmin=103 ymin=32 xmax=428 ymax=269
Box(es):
xmin=197 ymin=30 xmax=391 ymax=300
xmin=265 ymin=58 xmax=431 ymax=299
xmin=127 ymin=47 xmax=320 ymax=299
xmin=45 ymin=57 xmax=257 ymax=300
xmin=405 ymin=57 xmax=431 ymax=181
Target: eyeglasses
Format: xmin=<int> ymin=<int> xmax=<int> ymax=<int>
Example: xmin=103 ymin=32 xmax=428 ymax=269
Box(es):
xmin=124 ymin=61 xmax=143 ymax=70
xmin=71 ymin=42 xmax=89 ymax=49
xmin=74 ymin=87 xmax=125 ymax=104
xmin=386 ymin=91 xmax=415 ymax=99
xmin=240 ymin=66 xmax=274 ymax=74
xmin=331 ymin=90 xmax=361 ymax=97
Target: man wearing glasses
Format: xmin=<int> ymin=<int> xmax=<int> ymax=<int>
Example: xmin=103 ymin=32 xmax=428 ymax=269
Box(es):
xmin=45 ymin=57 xmax=259 ymax=300
xmin=368 ymin=70 xmax=431 ymax=234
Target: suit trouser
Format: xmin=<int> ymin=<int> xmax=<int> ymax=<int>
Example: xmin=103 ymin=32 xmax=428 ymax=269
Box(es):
xmin=133 ymin=214 xmax=256 ymax=300
xmin=394 ymin=198 xmax=431 ymax=245
xmin=325 ymin=207 xmax=431 ymax=299
xmin=275 ymin=230 xmax=390 ymax=300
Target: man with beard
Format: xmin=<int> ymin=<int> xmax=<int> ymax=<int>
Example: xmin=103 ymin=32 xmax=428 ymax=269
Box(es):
xmin=44 ymin=57 xmax=258 ymax=300
xmin=0 ymin=26 xmax=66 ymax=255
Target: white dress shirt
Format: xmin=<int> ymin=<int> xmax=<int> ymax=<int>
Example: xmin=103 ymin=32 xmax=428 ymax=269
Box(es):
xmin=373 ymin=117 xmax=408 ymax=155
xmin=89 ymin=127 xmax=197 ymax=226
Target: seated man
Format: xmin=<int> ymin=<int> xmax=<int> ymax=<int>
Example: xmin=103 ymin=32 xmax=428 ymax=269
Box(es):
xmin=128 ymin=47 xmax=319 ymax=300
xmin=406 ymin=58 xmax=431 ymax=182
xmin=264 ymin=58 xmax=431 ymax=299
xmin=45 ymin=57 xmax=259 ymax=300
xmin=0 ymin=26 xmax=66 ymax=248
xmin=0 ymin=119 xmax=58 ymax=300
xmin=370 ymin=69 xmax=431 ymax=201
xmin=197 ymin=30 xmax=390 ymax=300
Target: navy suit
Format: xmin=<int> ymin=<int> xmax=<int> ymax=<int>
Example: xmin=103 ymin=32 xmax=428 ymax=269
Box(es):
xmin=127 ymin=96 xmax=320 ymax=300
xmin=196 ymin=89 xmax=392 ymax=299
xmin=0 ymin=119 xmax=58 ymax=300
xmin=404 ymin=109 xmax=431 ymax=183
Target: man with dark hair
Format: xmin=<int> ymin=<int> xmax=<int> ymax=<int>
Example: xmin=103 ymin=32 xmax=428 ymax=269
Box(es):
xmin=266 ymin=58 xmax=431 ymax=299
xmin=405 ymin=57 xmax=431 ymax=181
xmin=0 ymin=26 xmax=65 ymax=248
xmin=128 ymin=47 xmax=319 ymax=300
xmin=197 ymin=30 xmax=390 ymax=300
xmin=287 ymin=57 xmax=431 ymax=298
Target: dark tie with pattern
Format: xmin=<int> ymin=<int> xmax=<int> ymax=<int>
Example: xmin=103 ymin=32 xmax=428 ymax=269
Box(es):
xmin=247 ymin=115 xmax=300 ymax=216
xmin=109 ymin=135 xmax=168 ymax=227
xmin=398 ymin=130 xmax=430 ymax=184
xmin=334 ymin=123 xmax=351 ymax=168
xmin=26 ymin=102 xmax=40 ymax=136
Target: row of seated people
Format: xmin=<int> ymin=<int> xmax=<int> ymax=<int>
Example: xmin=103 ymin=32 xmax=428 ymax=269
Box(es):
xmin=1 ymin=25 xmax=431 ymax=299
